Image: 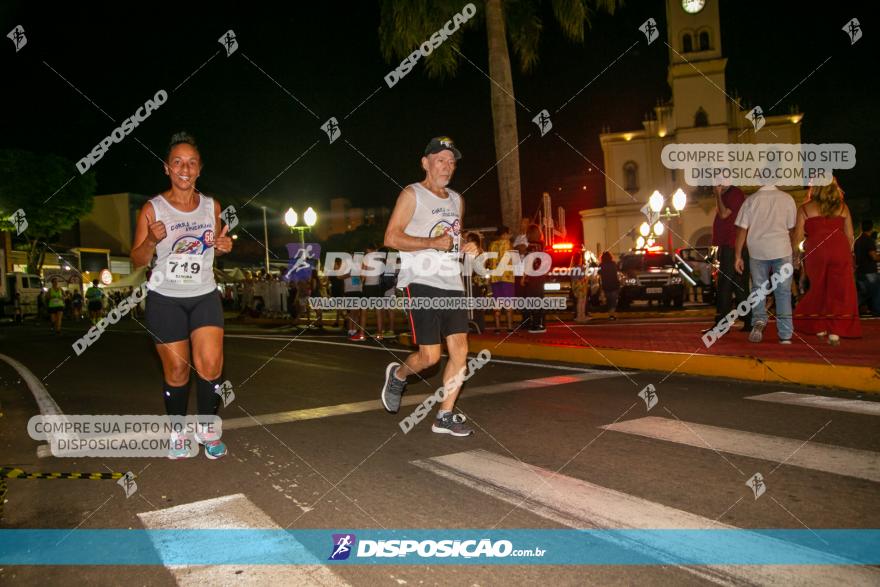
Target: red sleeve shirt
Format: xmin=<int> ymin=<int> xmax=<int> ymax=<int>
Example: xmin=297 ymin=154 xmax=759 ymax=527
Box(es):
xmin=712 ymin=186 xmax=745 ymax=247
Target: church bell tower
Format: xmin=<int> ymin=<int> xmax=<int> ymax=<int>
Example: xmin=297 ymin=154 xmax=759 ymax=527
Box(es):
xmin=665 ymin=0 xmax=729 ymax=140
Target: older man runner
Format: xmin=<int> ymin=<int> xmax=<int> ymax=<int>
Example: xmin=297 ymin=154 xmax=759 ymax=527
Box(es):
xmin=380 ymin=137 xmax=478 ymax=436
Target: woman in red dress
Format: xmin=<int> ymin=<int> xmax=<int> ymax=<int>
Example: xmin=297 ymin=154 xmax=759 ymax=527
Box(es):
xmin=793 ymin=178 xmax=860 ymax=344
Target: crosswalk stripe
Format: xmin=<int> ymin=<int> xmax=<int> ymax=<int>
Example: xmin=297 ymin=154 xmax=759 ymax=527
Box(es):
xmin=414 ymin=449 xmax=730 ymax=530
xmin=222 ymin=371 xmax=619 ymax=430
xmin=412 ymin=449 xmax=878 ymax=585
xmin=137 ymin=493 xmax=346 ymax=586
xmin=746 ymin=391 xmax=880 ymax=416
xmin=601 ymin=416 xmax=880 ymax=483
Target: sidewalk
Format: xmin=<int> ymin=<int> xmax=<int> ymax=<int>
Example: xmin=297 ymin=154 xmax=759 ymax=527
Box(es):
xmin=402 ymin=318 xmax=880 ymax=394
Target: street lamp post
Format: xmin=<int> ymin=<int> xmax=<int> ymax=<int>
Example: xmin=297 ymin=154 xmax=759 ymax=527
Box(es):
xmin=660 ymin=188 xmax=687 ymax=250
xmin=261 ymin=205 xmax=270 ymax=275
xmin=284 ymin=206 xmax=318 ymax=246
xmin=637 ymin=189 xmax=686 ymax=251
xmin=284 ymin=208 xmax=298 ymax=242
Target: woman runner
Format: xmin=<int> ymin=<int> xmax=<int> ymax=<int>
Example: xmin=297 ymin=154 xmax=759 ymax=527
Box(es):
xmin=46 ymin=277 xmax=65 ymax=334
xmin=131 ymin=132 xmax=233 ymax=459
xmin=85 ymin=279 xmax=104 ymax=324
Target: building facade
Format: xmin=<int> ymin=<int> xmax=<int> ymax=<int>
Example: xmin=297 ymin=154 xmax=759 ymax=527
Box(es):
xmin=581 ymin=0 xmax=806 ymax=255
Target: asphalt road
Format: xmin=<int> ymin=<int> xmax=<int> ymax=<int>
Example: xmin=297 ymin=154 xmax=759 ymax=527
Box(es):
xmin=1 ymin=319 xmax=878 ymax=586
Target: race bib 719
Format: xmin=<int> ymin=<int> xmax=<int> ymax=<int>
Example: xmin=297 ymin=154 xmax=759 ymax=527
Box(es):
xmin=167 ymin=253 xmax=203 ymax=284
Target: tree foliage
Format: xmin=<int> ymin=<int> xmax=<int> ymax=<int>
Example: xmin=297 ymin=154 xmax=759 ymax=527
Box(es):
xmin=379 ymin=0 xmax=619 ymax=228
xmin=0 ymin=149 xmax=97 ymax=273
xmin=379 ymin=0 xmax=619 ymax=78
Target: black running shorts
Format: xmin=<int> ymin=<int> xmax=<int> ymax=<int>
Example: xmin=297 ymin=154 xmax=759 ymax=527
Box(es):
xmin=144 ymin=290 xmax=224 ymax=344
xmin=404 ymin=283 xmax=468 ymax=345
xmin=363 ymin=284 xmax=384 ymax=298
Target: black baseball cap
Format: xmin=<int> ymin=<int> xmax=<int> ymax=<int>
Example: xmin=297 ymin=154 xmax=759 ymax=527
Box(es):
xmin=424 ymin=136 xmax=462 ymax=160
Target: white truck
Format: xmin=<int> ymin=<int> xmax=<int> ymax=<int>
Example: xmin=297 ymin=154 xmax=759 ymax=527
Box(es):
xmin=0 ymin=250 xmax=44 ymax=317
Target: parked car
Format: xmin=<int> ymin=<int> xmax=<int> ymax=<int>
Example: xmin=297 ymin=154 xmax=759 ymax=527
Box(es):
xmin=618 ymin=247 xmax=685 ymax=309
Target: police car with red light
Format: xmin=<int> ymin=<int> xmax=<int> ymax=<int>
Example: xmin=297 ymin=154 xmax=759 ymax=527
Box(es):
xmin=541 ymin=241 xmax=598 ymax=309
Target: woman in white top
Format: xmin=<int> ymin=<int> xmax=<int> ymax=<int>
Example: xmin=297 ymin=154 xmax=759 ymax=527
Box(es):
xmin=130 ymin=132 xmax=233 ymax=460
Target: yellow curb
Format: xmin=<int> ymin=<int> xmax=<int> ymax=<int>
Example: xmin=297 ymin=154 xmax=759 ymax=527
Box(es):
xmin=396 ymin=334 xmax=880 ymax=394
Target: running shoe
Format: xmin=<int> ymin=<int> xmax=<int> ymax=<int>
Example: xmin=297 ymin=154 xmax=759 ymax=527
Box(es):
xmin=194 ymin=424 xmax=227 ymax=459
xmin=779 ymin=339 xmax=792 ymax=345
xmin=528 ymin=326 xmax=547 ymax=334
xmin=382 ymin=330 xmax=396 ymax=338
xmin=167 ymin=432 xmax=195 ymax=460
xmin=349 ymin=332 xmax=366 ymax=342
xmin=201 ymin=439 xmax=228 ymax=459
xmin=194 ymin=428 xmax=227 ymax=459
xmin=748 ymin=321 xmax=766 ymax=343
xmin=381 ymin=362 xmax=406 ymax=413
xmin=432 ymin=413 xmax=473 ymax=437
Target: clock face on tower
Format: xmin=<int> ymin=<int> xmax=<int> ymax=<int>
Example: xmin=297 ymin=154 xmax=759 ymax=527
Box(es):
xmin=682 ymin=0 xmax=706 ymax=14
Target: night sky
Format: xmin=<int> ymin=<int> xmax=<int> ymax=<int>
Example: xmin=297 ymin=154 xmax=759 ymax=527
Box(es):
xmin=1 ymin=1 xmax=874 ymax=243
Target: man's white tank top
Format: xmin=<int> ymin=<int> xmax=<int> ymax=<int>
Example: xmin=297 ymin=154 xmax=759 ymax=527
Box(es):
xmin=148 ymin=193 xmax=217 ymax=298
xmin=397 ymin=183 xmax=463 ymax=292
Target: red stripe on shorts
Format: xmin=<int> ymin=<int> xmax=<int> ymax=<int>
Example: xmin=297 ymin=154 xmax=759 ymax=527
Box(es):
xmin=405 ymin=286 xmax=416 ymax=345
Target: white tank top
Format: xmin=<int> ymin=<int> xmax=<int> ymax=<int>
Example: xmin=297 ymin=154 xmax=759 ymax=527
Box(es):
xmin=397 ymin=183 xmax=463 ymax=292
xmin=148 ymin=193 xmax=217 ymax=298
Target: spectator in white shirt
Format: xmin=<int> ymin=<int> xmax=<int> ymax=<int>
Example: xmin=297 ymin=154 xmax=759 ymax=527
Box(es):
xmin=734 ymin=185 xmax=797 ymax=344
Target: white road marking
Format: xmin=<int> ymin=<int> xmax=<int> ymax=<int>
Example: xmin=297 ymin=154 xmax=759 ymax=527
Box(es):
xmin=1 ymin=352 xmax=67 ymax=459
xmin=34 ymin=373 xmax=619 ymax=455
xmin=601 ymin=416 xmax=880 ymax=483
xmin=487 ymin=358 xmax=629 ymax=373
xmin=746 ymin=391 xmax=880 ymax=416
xmin=35 ymin=355 xmax=625 ymax=457
xmin=414 ymin=449 xmax=732 ymax=529
xmin=222 ymin=371 xmax=619 ymax=430
xmin=413 ymin=449 xmax=877 ymax=585
xmin=0 ymin=352 xmax=63 ymax=416
xmin=225 ymin=333 xmax=630 ymax=373
xmin=137 ymin=493 xmax=346 ymax=586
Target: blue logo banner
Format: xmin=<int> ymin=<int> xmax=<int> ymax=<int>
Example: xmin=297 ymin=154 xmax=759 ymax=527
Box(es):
xmin=1 ymin=529 xmax=878 ymax=565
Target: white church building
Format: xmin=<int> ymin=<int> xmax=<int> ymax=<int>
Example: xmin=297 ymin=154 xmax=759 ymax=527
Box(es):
xmin=580 ymin=0 xmax=806 ymax=254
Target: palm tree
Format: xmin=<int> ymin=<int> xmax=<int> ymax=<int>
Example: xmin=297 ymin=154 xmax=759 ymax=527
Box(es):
xmin=379 ymin=0 xmax=619 ymax=229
